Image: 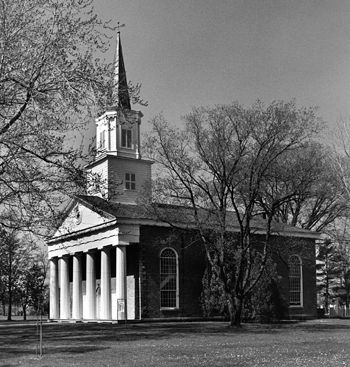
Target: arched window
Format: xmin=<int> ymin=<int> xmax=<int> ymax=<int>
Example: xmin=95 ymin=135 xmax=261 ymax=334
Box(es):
xmin=289 ymin=255 xmax=303 ymax=306
xmin=160 ymin=248 xmax=179 ymax=309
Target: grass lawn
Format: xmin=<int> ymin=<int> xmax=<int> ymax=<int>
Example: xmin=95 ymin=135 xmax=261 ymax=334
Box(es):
xmin=1 ymin=319 xmax=350 ymax=366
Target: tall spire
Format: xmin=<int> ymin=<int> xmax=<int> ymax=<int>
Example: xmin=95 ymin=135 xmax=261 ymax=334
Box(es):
xmin=111 ymin=29 xmax=131 ymax=110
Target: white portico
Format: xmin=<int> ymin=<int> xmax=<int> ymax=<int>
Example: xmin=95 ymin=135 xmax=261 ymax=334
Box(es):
xmin=48 ymin=199 xmax=140 ymax=321
xmin=47 ymin=31 xmax=152 ymax=321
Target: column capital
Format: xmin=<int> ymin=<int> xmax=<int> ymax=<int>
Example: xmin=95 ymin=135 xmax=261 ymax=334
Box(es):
xmin=99 ymin=244 xmax=113 ymax=251
xmin=116 ymin=242 xmax=129 ymax=247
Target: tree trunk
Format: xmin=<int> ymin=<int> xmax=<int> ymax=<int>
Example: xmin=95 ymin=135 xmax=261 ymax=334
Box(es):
xmin=7 ymin=289 xmax=12 ymax=321
xmin=23 ymin=305 xmax=27 ymax=321
xmin=325 ymin=275 xmax=329 ymax=314
xmin=7 ymin=251 xmax=12 ymax=321
xmin=227 ymin=295 xmax=243 ymax=327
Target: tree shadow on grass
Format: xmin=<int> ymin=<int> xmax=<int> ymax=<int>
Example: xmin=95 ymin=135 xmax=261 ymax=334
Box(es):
xmin=3 ymin=320 xmax=350 ymax=363
xmin=45 ymin=345 xmax=109 ymax=354
xmin=6 ymin=321 xmax=346 ymax=362
xmin=1 ymin=345 xmax=108 ymax=359
xmin=0 ymin=321 xmax=287 ymax=349
xmin=297 ymin=322 xmax=350 ymax=332
xmin=42 ymin=323 xmax=284 ymax=343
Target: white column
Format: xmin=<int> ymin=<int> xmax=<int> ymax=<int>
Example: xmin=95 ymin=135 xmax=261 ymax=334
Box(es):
xmin=116 ymin=245 xmax=127 ymax=320
xmin=86 ymin=251 xmax=96 ymax=319
xmin=100 ymin=247 xmax=111 ymax=319
xmin=59 ymin=256 xmax=70 ymax=319
xmin=72 ymin=253 xmax=82 ymax=319
xmin=49 ymin=257 xmax=59 ymax=320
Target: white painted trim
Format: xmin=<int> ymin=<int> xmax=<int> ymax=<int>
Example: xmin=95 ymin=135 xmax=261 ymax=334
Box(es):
xmin=48 ymin=219 xmax=118 ymax=244
xmin=115 ymin=217 xmax=321 ymax=239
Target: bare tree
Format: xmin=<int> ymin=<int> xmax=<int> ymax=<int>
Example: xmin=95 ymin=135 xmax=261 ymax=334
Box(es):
xmin=0 ymin=0 xmax=144 ymax=234
xmin=258 ymin=142 xmax=347 ymax=232
xmin=0 ymin=230 xmax=35 ymax=320
xmin=16 ymin=248 xmax=48 ymax=320
xmin=145 ymin=100 xmax=322 ymax=326
xmin=331 ymin=118 xmax=350 ymax=210
xmin=0 ymin=229 xmax=48 ymax=320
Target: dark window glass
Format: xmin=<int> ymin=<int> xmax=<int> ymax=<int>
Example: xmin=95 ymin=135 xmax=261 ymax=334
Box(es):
xmin=125 ymin=172 xmax=136 ymax=190
xmin=289 ymin=255 xmax=302 ymax=306
xmin=99 ymin=130 xmax=106 ymax=149
xmin=160 ymin=248 xmax=178 ymax=308
xmin=121 ymin=129 xmax=132 ymax=148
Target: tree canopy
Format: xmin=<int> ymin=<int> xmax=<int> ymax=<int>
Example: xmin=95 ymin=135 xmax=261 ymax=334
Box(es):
xmin=145 ymin=100 xmax=324 ymax=326
xmin=0 ymin=229 xmax=47 ymax=320
xmin=258 ymin=142 xmax=348 ymax=232
xmin=0 ymin=0 xmax=138 ymax=233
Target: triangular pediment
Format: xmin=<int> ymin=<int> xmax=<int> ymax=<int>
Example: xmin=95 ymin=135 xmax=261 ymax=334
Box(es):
xmin=52 ymin=198 xmax=115 ymax=239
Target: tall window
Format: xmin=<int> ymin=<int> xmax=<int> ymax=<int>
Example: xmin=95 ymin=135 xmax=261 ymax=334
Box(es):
xmin=121 ymin=128 xmax=132 ymax=148
xmin=160 ymin=248 xmax=178 ymax=309
xmin=125 ymin=173 xmax=136 ymax=190
xmin=99 ymin=130 xmax=106 ymax=149
xmin=289 ymin=255 xmax=302 ymax=306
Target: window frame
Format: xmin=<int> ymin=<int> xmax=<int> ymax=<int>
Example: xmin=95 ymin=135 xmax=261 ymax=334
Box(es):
xmin=125 ymin=173 xmax=136 ymax=190
xmin=121 ymin=128 xmax=132 ymax=149
xmin=289 ymin=254 xmax=303 ymax=308
xmin=159 ymin=247 xmax=179 ymax=310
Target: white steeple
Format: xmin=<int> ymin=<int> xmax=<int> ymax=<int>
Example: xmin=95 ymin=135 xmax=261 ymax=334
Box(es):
xmin=95 ymin=30 xmax=143 ymax=160
xmin=86 ymin=30 xmax=152 ymax=203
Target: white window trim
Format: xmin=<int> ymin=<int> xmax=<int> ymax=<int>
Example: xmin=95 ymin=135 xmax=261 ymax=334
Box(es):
xmin=160 ymin=247 xmax=179 ymax=310
xmin=289 ymin=254 xmax=303 ymax=308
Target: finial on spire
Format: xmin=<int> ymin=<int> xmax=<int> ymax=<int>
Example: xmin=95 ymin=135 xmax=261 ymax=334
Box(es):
xmin=111 ymin=23 xmax=131 ymax=110
xmin=116 ymin=22 xmax=125 ymax=33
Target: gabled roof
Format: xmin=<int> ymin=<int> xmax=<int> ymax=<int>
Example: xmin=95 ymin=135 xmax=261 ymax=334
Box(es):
xmin=75 ymin=195 xmax=320 ymax=239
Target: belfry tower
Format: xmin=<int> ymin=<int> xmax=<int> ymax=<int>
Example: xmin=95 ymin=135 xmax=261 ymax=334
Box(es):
xmin=86 ymin=31 xmax=152 ymax=203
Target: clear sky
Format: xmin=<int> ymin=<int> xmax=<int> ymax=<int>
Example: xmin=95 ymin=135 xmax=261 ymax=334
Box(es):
xmin=95 ymin=0 xmax=350 ymax=133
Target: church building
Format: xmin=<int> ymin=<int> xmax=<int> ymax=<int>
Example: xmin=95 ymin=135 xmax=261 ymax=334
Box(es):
xmin=47 ymin=32 xmax=319 ymax=322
